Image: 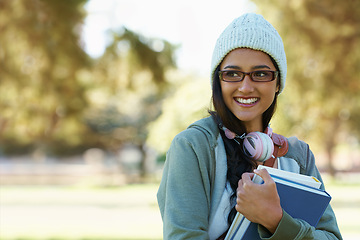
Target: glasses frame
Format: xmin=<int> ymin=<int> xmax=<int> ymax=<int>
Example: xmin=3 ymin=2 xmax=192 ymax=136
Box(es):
xmin=219 ymin=70 xmax=279 ymax=83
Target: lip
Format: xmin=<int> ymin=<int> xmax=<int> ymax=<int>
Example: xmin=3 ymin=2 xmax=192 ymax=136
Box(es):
xmin=234 ymin=97 xmax=259 ymax=107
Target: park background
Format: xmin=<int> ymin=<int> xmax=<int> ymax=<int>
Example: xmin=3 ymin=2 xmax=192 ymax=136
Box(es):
xmin=0 ymin=0 xmax=360 ymax=239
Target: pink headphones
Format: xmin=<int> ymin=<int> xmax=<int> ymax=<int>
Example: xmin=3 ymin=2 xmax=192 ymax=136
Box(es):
xmin=243 ymin=128 xmax=274 ymax=162
xmin=222 ymin=126 xmax=288 ymax=163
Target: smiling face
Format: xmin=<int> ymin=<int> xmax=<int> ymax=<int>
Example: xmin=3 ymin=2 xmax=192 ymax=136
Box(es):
xmin=219 ymin=48 xmax=279 ymax=132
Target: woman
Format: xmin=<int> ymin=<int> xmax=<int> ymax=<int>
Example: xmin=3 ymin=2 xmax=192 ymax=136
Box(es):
xmin=157 ymin=13 xmax=342 ymax=240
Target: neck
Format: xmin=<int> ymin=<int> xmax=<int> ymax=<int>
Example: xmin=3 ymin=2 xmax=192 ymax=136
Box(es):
xmin=243 ymin=120 xmax=263 ymax=133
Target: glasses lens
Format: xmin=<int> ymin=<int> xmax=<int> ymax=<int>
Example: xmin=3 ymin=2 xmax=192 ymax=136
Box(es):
xmin=222 ymin=71 xmax=244 ymax=82
xmin=220 ymin=70 xmax=277 ymax=82
xmin=251 ymin=71 xmax=274 ymax=81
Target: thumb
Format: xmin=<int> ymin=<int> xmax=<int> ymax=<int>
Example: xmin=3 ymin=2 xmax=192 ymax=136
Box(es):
xmin=254 ymin=168 xmax=273 ymax=184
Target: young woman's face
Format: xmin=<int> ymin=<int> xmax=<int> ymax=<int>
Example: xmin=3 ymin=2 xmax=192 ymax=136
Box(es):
xmin=219 ymin=48 xmax=279 ymax=132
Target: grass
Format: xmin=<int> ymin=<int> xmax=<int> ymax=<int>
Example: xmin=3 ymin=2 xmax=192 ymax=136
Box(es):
xmin=1 ymin=176 xmax=360 ymax=240
xmin=0 ymin=184 xmax=162 ymax=240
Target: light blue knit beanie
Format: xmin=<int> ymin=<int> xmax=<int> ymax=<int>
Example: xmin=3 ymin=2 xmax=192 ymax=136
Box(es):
xmin=211 ymin=13 xmax=287 ymax=93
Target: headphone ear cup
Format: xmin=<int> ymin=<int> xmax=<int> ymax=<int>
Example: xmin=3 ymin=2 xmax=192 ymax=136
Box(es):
xmin=243 ymin=132 xmax=262 ymax=160
xmin=258 ymin=132 xmax=274 ymax=161
xmin=243 ymin=132 xmax=274 ymax=162
xmin=272 ymin=133 xmax=289 ymax=157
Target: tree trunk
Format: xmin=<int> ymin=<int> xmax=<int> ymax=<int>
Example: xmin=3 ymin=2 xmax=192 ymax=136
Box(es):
xmin=138 ymin=144 xmax=147 ymax=179
xmin=325 ymin=138 xmax=336 ymax=177
xmin=324 ymin=118 xmax=341 ymax=177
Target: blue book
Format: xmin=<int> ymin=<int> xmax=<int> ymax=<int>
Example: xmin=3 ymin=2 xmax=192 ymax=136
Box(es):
xmin=225 ymin=166 xmax=331 ymax=240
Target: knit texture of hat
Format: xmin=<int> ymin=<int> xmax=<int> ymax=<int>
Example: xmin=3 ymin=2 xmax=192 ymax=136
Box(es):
xmin=211 ymin=13 xmax=287 ymax=93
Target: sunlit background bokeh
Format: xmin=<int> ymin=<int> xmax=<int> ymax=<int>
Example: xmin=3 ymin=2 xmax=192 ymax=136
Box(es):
xmin=1 ymin=0 xmax=360 ymax=239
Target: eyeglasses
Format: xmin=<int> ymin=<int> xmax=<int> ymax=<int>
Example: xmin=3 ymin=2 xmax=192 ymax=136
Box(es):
xmin=219 ymin=70 xmax=279 ymax=82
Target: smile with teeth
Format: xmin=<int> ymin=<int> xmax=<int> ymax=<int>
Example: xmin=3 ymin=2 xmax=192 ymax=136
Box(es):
xmin=235 ymin=97 xmax=259 ymax=104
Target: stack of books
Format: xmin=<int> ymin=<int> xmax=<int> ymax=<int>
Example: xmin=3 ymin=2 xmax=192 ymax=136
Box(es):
xmin=225 ymin=165 xmax=331 ymax=240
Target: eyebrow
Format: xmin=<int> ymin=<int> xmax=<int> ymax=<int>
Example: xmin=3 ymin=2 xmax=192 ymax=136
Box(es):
xmin=223 ymin=65 xmax=272 ymax=70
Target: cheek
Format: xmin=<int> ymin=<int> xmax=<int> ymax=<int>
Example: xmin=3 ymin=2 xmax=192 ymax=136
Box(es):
xmin=220 ymin=84 xmax=233 ymax=103
xmin=220 ymin=81 xmax=233 ymax=95
xmin=265 ymin=87 xmax=278 ymax=105
xmin=265 ymin=82 xmax=278 ymax=95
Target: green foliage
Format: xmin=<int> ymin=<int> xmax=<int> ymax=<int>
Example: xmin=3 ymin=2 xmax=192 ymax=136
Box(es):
xmin=0 ymin=0 xmax=91 ymax=155
xmin=3 ymin=0 xmax=358 ymax=178
xmin=147 ymin=73 xmax=211 ymax=153
xmin=0 ymin=0 xmax=177 ymax=157
xmin=115 ymin=28 xmax=176 ymax=87
xmin=254 ymin=0 xmax=360 ymax=172
xmin=85 ymin=28 xmax=177 ymax=151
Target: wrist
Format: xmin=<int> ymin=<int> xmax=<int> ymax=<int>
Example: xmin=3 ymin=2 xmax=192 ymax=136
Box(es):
xmin=263 ymin=208 xmax=283 ymax=234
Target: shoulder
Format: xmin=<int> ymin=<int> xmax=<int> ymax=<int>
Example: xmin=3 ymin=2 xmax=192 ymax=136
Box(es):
xmin=287 ymin=136 xmax=310 ymax=155
xmin=164 ymin=117 xmax=220 ymax=181
xmin=284 ymin=136 xmax=314 ymax=171
xmin=173 ymin=116 xmax=220 ymax=149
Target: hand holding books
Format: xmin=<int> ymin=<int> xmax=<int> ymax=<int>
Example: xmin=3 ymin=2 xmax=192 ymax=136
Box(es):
xmin=225 ymin=166 xmax=330 ymax=240
xmin=235 ymin=169 xmax=282 ymax=234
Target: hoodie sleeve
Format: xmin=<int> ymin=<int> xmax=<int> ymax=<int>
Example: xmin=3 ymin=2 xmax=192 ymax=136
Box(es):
xmin=157 ymin=127 xmax=215 ymax=240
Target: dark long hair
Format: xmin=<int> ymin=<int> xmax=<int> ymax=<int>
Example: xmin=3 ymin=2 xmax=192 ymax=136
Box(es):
xmin=209 ymin=57 xmax=280 ymax=225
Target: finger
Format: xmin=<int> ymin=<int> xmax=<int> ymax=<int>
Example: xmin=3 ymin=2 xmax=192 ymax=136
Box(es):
xmin=254 ymin=168 xmax=273 ymax=184
xmin=241 ymin=172 xmax=255 ymax=184
xmin=237 ymin=178 xmax=243 ymax=187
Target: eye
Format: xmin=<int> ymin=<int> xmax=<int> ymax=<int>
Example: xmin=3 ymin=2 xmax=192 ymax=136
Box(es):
xmin=224 ymin=71 xmax=241 ymax=78
xmin=253 ymin=71 xmax=271 ymax=78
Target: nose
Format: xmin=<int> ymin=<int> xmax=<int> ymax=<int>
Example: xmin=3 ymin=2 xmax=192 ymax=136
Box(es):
xmin=238 ymin=75 xmax=254 ymax=93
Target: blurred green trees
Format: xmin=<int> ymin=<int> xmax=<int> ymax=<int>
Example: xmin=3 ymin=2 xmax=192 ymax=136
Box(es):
xmin=254 ymin=0 xmax=360 ymax=175
xmin=85 ymin=28 xmax=176 ymax=176
xmin=0 ymin=0 xmax=91 ymax=155
xmin=147 ymin=73 xmax=211 ymax=154
xmin=1 ymin=0 xmax=359 ymax=177
xmin=0 ymin=0 xmax=176 ymax=171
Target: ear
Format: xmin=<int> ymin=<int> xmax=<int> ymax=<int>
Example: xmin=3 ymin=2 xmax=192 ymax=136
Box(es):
xmin=276 ymin=74 xmax=281 ymax=93
xmin=276 ymin=84 xmax=280 ymax=93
